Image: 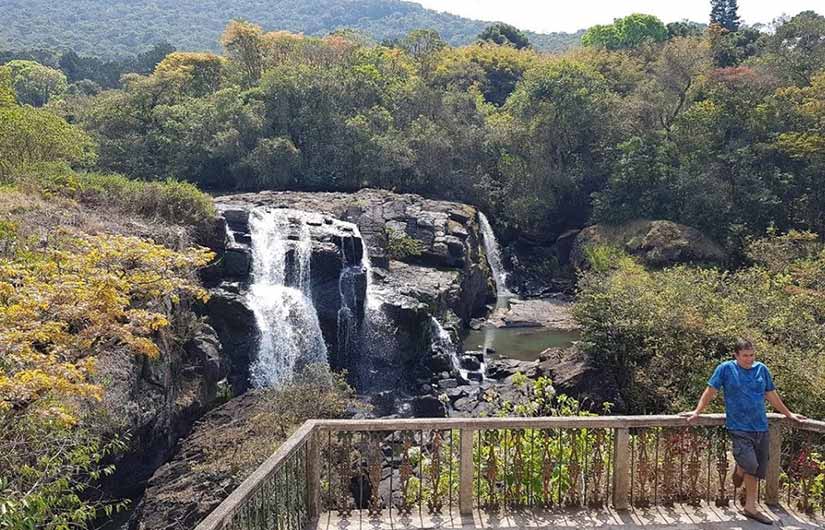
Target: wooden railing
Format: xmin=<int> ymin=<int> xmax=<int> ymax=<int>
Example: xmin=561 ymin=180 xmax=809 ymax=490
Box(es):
xmin=195 ymin=414 xmax=825 ymax=530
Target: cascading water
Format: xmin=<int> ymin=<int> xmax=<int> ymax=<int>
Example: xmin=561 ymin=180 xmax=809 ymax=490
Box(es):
xmin=430 ymin=317 xmax=468 ymax=379
xmin=478 ymin=212 xmax=512 ymax=300
xmin=247 ymin=208 xmax=328 ymax=387
xmin=478 ymin=212 xmax=513 ymax=355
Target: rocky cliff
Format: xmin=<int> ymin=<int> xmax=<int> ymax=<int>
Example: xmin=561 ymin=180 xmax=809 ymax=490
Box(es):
xmin=204 ymin=189 xmax=494 ymax=396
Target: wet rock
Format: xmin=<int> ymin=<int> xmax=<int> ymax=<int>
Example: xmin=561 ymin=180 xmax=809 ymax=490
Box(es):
xmin=437 ymin=378 xmax=458 ymax=389
xmin=205 ymin=287 xmax=258 ymax=394
xmin=460 ymin=355 xmax=481 ymax=371
xmin=222 ymin=209 xmax=249 ymax=232
xmin=222 ymin=246 xmax=252 ymax=278
xmin=428 ymin=354 xmax=454 ymax=374
xmin=412 ymin=395 xmax=447 ymax=418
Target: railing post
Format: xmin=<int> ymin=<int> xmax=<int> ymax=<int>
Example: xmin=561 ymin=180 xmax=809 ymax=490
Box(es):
xmin=307 ymin=427 xmax=321 ymax=519
xmin=612 ymin=427 xmax=630 ymax=510
xmin=765 ymin=420 xmax=782 ymax=506
xmin=459 ymin=428 xmax=475 ymax=515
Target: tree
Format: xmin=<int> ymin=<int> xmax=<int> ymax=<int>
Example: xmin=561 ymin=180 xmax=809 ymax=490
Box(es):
xmin=667 ymin=20 xmax=706 ymax=38
xmin=155 ymin=52 xmax=225 ymax=96
xmin=399 ymin=29 xmax=446 ymax=76
xmin=724 ymin=0 xmax=741 ymax=32
xmin=0 ymin=104 xmax=96 ymax=174
xmin=1 ymin=60 xmax=67 ymax=106
xmin=433 ymin=43 xmax=536 ymax=106
xmin=760 ymin=11 xmax=825 ymax=86
xmin=710 ymin=0 xmax=740 ymax=32
xmin=220 ymin=20 xmax=265 ymax=86
xmin=582 ymin=14 xmax=668 ymax=50
xmin=0 ymin=68 xmax=14 ymax=107
xmin=477 ymin=22 xmax=531 ymax=49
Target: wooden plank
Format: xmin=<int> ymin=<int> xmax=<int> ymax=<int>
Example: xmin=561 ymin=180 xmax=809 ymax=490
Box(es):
xmin=765 ymin=420 xmax=783 ymax=506
xmin=194 ymin=420 xmax=317 ymax=530
xmin=612 ymin=428 xmax=631 ymax=511
xmin=459 ymin=428 xmax=475 ymax=515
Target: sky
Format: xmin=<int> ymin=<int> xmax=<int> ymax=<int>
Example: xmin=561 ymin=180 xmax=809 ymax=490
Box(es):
xmin=412 ymin=0 xmax=823 ymax=33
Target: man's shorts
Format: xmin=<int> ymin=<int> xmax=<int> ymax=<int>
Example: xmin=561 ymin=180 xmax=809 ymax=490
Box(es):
xmin=729 ymin=430 xmax=770 ymax=479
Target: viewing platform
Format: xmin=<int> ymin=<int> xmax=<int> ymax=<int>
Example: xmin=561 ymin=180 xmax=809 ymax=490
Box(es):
xmin=195 ymin=415 xmax=825 ymax=530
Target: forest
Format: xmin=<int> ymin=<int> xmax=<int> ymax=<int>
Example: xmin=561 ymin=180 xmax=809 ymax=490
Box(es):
xmin=2 ymin=3 xmax=825 ymax=528
xmin=4 ymin=10 xmax=821 ymax=254
xmin=0 ymin=0 xmax=582 ymax=57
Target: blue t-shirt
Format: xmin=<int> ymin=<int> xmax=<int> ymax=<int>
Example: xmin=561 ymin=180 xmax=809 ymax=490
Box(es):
xmin=708 ymin=360 xmax=776 ymax=432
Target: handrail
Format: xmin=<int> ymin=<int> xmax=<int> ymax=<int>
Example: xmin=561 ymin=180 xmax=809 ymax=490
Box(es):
xmin=195 ymin=413 xmax=825 ymax=530
xmin=195 ymin=420 xmax=318 ymax=530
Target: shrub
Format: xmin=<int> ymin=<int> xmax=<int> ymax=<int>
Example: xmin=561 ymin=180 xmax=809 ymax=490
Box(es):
xmin=386 ymin=227 xmax=424 ymax=259
xmin=574 ymin=236 xmax=825 ymax=416
xmin=0 ymin=229 xmax=213 ymax=528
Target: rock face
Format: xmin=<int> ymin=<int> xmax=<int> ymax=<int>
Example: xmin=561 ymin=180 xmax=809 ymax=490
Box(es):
xmin=94 ymin=323 xmax=227 ymax=499
xmin=570 ymin=220 xmax=726 ymax=269
xmin=206 ymin=189 xmax=494 ymax=394
xmin=130 ymin=391 xmax=274 ymax=530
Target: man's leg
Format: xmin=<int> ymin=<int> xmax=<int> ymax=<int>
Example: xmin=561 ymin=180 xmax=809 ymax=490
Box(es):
xmin=730 ymin=431 xmax=772 ymax=524
xmin=742 ymin=471 xmax=758 ymax=512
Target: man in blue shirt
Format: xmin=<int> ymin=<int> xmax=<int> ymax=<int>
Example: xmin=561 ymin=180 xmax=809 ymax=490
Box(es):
xmin=685 ymin=338 xmax=805 ymax=525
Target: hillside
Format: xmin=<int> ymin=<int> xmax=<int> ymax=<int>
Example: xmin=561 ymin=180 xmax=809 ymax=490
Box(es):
xmin=0 ymin=0 xmax=582 ymax=57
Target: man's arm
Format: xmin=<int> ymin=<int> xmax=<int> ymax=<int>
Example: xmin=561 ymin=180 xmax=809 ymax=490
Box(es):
xmin=685 ymin=386 xmax=718 ymax=424
xmin=766 ymin=390 xmax=806 ymax=423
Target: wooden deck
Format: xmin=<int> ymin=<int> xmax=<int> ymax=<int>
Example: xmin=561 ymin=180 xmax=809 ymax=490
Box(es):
xmin=314 ymin=503 xmax=824 ymax=530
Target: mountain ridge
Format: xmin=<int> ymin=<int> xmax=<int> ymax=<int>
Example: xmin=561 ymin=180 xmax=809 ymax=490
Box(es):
xmin=0 ymin=0 xmax=584 ymax=57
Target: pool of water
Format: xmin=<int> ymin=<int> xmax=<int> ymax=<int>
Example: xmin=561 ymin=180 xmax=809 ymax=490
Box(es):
xmin=462 ymin=327 xmax=580 ymax=362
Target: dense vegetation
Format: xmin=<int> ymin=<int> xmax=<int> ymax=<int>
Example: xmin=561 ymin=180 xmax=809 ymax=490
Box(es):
xmin=0 ymin=70 xmax=218 ymax=528
xmin=12 ymin=11 xmax=817 ymax=254
xmin=575 ymin=233 xmax=825 ymax=417
xmin=0 ymin=0 xmax=582 ymax=58
xmin=2 ymin=4 xmax=825 ymax=526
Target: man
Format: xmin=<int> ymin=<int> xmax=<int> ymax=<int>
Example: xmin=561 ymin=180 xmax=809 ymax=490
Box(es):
xmin=685 ymin=338 xmax=805 ymax=525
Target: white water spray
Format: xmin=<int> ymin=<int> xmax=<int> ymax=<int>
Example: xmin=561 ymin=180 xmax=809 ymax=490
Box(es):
xmin=247 ymin=208 xmax=328 ymax=387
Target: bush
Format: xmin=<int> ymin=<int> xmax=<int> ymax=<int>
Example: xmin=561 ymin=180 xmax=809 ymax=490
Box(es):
xmin=386 ymin=227 xmax=424 ymax=259
xmin=12 ymin=165 xmax=216 ymax=227
xmin=573 ymin=237 xmax=825 ymax=416
xmin=75 ymin=173 xmax=216 ymax=226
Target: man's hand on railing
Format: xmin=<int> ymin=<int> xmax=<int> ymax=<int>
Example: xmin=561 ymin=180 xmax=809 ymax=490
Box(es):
xmin=786 ymin=412 xmax=807 ymax=423
xmin=679 ymin=410 xmax=701 ymax=424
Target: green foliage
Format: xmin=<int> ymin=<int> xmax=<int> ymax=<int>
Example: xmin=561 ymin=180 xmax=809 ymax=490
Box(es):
xmin=386 ymin=227 xmax=424 ymax=259
xmin=574 ymin=233 xmax=825 ymax=416
xmin=1 ymin=60 xmax=67 ymax=106
xmin=759 ymin=11 xmax=825 ymax=86
xmin=0 ymin=422 xmax=130 ymax=530
xmin=0 ymin=103 xmax=96 ymax=177
xmin=581 ymin=14 xmax=668 ymax=50
xmin=477 ymin=23 xmax=530 ymax=50
xmin=710 ymin=0 xmax=741 ymax=32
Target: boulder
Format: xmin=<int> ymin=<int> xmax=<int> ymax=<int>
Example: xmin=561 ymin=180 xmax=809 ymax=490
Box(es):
xmin=412 ymin=394 xmax=447 ymax=418
xmin=571 ymin=220 xmax=726 ymax=269
xmin=204 ymin=287 xmax=258 ymax=394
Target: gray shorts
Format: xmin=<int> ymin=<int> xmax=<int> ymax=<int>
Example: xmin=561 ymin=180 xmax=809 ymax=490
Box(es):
xmin=729 ymin=430 xmax=770 ymax=479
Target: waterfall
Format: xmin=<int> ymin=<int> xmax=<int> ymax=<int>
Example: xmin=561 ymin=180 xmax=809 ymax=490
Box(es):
xmin=430 ymin=317 xmax=468 ymax=379
xmin=478 ymin=212 xmax=513 ymax=356
xmin=247 ymin=208 xmax=328 ymax=388
xmin=478 ymin=211 xmax=512 ymax=299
